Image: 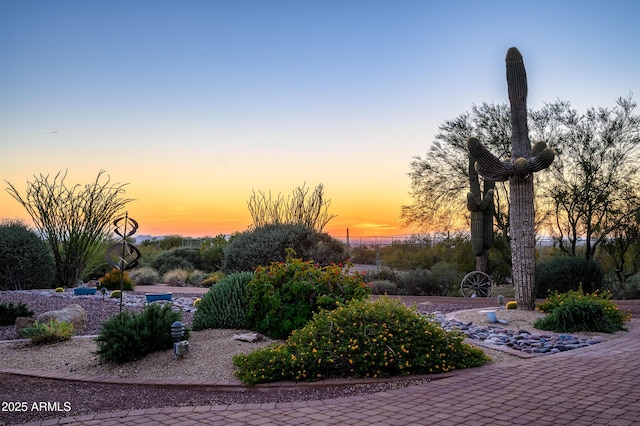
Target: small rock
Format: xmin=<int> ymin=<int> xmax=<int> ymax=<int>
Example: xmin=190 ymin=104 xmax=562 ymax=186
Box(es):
xmin=232 ymin=333 xmax=265 ymax=343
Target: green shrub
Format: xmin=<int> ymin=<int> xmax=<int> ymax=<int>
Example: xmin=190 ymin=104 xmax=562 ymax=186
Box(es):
xmin=534 ymin=288 xmax=631 ymax=333
xmin=245 ymin=251 xmax=369 ymax=339
xmin=128 ymin=266 xmax=161 ymax=285
xmin=162 ymin=269 xmax=189 ymax=285
xmin=95 ymin=303 xmax=189 ymax=364
xmin=535 ymin=256 xmax=603 ymax=297
xmin=20 ymin=319 xmax=74 ymax=345
xmin=222 ymin=224 xmax=347 ymax=273
xmin=0 ymin=302 xmax=35 ymax=326
xmin=110 ymin=290 xmax=122 ymax=299
xmin=0 ymin=220 xmax=55 ymax=290
xmin=192 ymin=272 xmax=253 ymax=330
xmin=233 ymin=297 xmax=489 ymax=385
xmin=368 ymin=280 xmax=398 ymax=295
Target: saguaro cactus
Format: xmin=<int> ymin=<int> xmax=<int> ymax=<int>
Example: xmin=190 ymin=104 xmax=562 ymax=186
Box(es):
xmin=467 ymin=152 xmax=495 ymax=273
xmin=467 ymin=47 xmax=554 ymax=310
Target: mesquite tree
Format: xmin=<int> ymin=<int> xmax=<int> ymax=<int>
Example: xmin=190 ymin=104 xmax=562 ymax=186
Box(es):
xmin=468 ymin=48 xmax=555 ymax=310
xmin=5 ymin=170 xmax=132 ymax=287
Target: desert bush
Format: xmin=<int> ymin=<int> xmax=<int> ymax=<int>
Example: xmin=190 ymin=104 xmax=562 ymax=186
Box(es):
xmin=535 ymin=256 xmax=603 ymax=298
xmin=95 ymin=303 xmax=189 ymax=364
xmin=535 ymin=288 xmax=631 ymax=333
xmin=198 ymin=235 xmax=229 ymax=271
xmin=20 ymin=319 xmax=74 ymax=345
xmin=233 ymin=297 xmax=489 ymax=385
xmin=186 ymin=269 xmax=207 ymax=286
xmin=99 ymin=268 xmax=134 ymax=291
xmin=602 ymin=273 xmax=640 ymax=300
xmin=151 ymin=255 xmax=193 ymax=276
xmin=0 ymin=220 xmax=55 ymax=290
xmin=149 ymin=246 xmax=222 ymax=274
xmin=192 ymin=272 xmax=253 ymax=330
xmin=128 ymin=266 xmax=161 ymax=285
xmin=110 ymin=290 xmax=121 ymax=298
xmin=379 ymin=240 xmax=435 ymax=270
xmin=222 ymin=224 xmax=347 ymax=273
xmin=201 ymin=271 xmax=226 ymax=287
xmin=364 ymin=268 xmax=398 ymax=284
xmin=349 ymin=245 xmax=377 ymax=264
xmin=0 ymin=301 xmax=34 ymax=326
xmin=246 ymin=251 xmax=369 ymax=339
xmin=395 ymin=269 xmax=431 ymax=296
xmin=162 ymin=269 xmax=189 ymax=286
xmin=368 ymin=280 xmax=398 ymax=295
xmin=429 ymin=262 xmax=462 ymax=296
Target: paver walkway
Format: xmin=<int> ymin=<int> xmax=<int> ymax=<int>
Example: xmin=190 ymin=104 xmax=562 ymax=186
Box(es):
xmin=17 ymin=319 xmax=640 ymax=425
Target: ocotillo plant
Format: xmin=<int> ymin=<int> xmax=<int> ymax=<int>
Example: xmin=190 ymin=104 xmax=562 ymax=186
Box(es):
xmin=467 ymin=47 xmax=554 ymax=310
xmin=467 ymin=152 xmax=495 ymax=273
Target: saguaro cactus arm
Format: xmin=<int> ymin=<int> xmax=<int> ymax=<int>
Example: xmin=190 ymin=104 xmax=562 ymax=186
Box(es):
xmin=467 ymin=137 xmax=513 ymax=181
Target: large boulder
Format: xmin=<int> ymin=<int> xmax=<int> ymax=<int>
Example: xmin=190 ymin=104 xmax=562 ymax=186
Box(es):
xmin=37 ymin=304 xmax=87 ymax=332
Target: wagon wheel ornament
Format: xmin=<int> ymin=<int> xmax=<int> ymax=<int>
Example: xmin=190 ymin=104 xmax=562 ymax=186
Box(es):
xmin=460 ymin=271 xmax=493 ymax=298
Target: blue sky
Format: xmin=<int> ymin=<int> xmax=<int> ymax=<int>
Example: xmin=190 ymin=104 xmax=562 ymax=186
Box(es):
xmin=1 ymin=1 xmax=639 ymax=237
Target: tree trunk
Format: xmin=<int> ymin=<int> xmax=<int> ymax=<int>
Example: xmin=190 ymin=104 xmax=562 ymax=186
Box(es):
xmin=510 ymin=176 xmax=537 ymax=310
xmin=476 ymin=252 xmax=489 ymax=273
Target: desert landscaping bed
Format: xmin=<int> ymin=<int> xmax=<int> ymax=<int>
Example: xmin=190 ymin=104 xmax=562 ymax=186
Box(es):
xmin=0 ymin=290 xmax=633 ymax=425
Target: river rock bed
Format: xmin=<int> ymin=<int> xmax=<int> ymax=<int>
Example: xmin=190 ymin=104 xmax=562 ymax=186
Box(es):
xmin=434 ymin=315 xmax=606 ymax=355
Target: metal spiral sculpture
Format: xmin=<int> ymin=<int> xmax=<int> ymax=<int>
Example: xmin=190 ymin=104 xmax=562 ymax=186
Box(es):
xmin=105 ymin=212 xmax=141 ymax=311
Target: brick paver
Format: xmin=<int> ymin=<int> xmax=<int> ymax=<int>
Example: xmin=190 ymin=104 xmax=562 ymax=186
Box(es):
xmin=11 ymin=318 xmax=639 ymax=425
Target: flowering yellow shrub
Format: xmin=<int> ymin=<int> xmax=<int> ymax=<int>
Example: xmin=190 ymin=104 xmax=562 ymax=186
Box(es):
xmin=506 ymin=301 xmax=517 ymax=309
xmin=54 ymin=287 xmax=64 ymax=293
xmin=233 ymin=297 xmax=489 ymax=385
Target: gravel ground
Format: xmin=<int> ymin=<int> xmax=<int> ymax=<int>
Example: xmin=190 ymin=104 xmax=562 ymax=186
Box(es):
xmin=0 ymin=291 xmax=553 ymax=425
